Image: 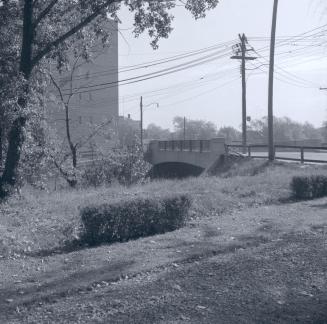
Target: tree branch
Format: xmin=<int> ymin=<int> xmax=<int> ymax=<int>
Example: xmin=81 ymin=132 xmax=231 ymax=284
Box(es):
xmin=76 ymin=117 xmax=113 ymax=150
xmin=33 ymin=0 xmax=59 ymax=28
xmin=31 ymin=0 xmax=118 ymax=67
xmin=50 ymin=72 xmax=77 ymax=167
xmin=49 ymin=73 xmax=64 ymax=103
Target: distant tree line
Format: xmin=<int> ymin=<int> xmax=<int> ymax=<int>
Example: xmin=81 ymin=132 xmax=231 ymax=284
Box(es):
xmin=142 ymin=116 xmax=327 ymax=146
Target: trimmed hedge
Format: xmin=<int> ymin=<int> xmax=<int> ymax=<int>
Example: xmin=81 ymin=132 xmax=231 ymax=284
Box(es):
xmin=80 ymin=194 xmax=191 ymax=246
xmin=291 ymin=175 xmax=327 ymax=200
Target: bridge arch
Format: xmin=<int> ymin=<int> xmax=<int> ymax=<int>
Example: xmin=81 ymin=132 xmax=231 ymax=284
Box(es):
xmin=149 ymin=162 xmax=204 ymax=179
xmin=145 ymin=138 xmax=226 ymax=178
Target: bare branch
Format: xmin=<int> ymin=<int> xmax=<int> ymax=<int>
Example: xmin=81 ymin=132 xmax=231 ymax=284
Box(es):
xmin=76 ymin=118 xmax=113 ymax=150
xmin=53 ymin=159 xmax=77 ymax=187
xmin=49 ymin=73 xmax=64 ymax=103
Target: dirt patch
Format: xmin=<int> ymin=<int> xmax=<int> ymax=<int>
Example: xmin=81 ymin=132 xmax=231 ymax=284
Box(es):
xmin=0 ymin=198 xmax=327 ymax=323
xmin=4 ymin=231 xmax=327 ymax=324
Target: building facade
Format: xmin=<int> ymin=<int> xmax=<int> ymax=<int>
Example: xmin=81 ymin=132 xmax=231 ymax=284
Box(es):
xmin=48 ymin=21 xmax=119 ymax=156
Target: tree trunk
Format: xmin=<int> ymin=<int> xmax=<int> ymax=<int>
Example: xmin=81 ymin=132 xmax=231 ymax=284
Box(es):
xmin=0 ymin=0 xmax=34 ymax=198
xmin=65 ymin=103 xmax=78 ymax=168
xmin=0 ymin=120 xmax=3 ymax=167
xmin=0 ymin=117 xmax=26 ymax=197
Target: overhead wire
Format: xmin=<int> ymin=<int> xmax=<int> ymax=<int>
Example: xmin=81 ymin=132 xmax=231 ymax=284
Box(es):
xmin=55 ymin=24 xmax=327 ymax=109
xmin=59 ymin=39 xmax=237 ymax=82
xmin=62 ymin=49 xmax=234 ymax=95
xmin=68 ymin=66 xmax=240 ymax=110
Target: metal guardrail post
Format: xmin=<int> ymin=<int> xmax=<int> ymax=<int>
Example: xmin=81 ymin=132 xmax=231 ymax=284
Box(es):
xmin=248 ymin=145 xmax=251 ymax=157
xmin=301 ymin=147 xmax=304 ymax=164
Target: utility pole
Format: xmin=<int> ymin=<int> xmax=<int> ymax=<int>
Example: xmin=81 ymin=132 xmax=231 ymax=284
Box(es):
xmin=140 ymin=96 xmax=143 ymax=151
xmin=231 ymin=34 xmax=256 ymax=154
xmin=268 ymin=0 xmax=279 ymax=161
xmin=183 ymin=117 xmax=186 ymax=140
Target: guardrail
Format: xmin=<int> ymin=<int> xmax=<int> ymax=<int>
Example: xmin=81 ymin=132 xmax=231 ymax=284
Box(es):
xmin=225 ymin=144 xmax=327 ymax=164
xmin=158 ymin=140 xmax=211 ymax=153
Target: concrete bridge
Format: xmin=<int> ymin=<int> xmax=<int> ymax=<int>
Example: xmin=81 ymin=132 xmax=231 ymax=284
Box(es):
xmin=145 ymin=138 xmax=226 ymax=178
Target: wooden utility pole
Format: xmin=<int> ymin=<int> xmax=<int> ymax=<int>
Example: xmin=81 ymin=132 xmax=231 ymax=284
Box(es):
xmin=268 ymin=0 xmax=279 ymax=161
xmin=140 ymin=96 xmax=143 ymax=151
xmin=231 ymin=34 xmax=256 ymax=154
xmin=183 ymin=117 xmax=186 ymax=140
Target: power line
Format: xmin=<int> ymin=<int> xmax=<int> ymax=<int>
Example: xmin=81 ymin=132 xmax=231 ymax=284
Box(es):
xmin=155 ymin=77 xmax=240 ymax=110
xmin=58 ymin=40 xmax=236 ymax=82
xmin=67 ymin=66 xmax=239 ymax=109
xmin=62 ymin=50 xmax=233 ymax=95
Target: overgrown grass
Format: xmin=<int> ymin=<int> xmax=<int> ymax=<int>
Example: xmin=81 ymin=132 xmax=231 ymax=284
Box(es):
xmin=0 ymin=160 xmax=326 ymax=258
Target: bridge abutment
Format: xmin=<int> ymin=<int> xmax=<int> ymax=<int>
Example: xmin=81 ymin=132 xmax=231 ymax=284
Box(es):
xmin=145 ymin=138 xmax=226 ymax=178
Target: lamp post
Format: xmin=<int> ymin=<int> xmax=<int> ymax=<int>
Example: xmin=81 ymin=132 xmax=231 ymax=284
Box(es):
xmin=140 ymin=96 xmax=159 ymax=151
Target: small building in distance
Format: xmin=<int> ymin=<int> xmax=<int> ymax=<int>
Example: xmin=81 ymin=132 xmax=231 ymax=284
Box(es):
xmin=47 ymin=20 xmax=119 ymax=158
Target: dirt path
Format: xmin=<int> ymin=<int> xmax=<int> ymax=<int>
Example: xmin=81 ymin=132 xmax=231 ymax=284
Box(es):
xmin=1 ymin=199 xmax=327 ymax=323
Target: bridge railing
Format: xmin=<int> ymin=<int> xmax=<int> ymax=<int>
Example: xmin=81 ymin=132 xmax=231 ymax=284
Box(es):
xmin=159 ymin=140 xmax=211 ymax=153
xmin=225 ymin=144 xmax=327 ymax=164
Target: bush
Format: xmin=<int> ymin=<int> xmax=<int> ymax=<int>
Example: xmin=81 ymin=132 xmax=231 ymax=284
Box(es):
xmin=290 ymin=175 xmax=327 ymax=200
xmin=81 ymin=146 xmax=150 ymax=187
xmin=80 ymin=194 xmax=191 ymax=246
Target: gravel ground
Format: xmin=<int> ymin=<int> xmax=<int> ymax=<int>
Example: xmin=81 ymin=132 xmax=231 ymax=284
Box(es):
xmin=1 ymin=199 xmax=327 ymax=323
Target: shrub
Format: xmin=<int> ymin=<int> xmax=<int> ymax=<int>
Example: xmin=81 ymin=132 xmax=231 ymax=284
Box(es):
xmin=80 ymin=194 xmax=191 ymax=246
xmin=291 ymin=175 xmax=327 ymax=200
xmin=81 ymin=146 xmax=150 ymax=187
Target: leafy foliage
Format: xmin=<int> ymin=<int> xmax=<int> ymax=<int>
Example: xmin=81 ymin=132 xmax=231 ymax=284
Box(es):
xmin=0 ymin=0 xmax=221 ymax=196
xmin=173 ymin=116 xmax=218 ymax=140
xmin=217 ymin=126 xmax=241 ymax=144
xmin=290 ymin=175 xmax=327 ymax=200
xmin=80 ymin=194 xmax=191 ymax=246
xmin=81 ymin=143 xmax=150 ymax=187
xmin=248 ymin=117 xmax=323 ymax=145
xmin=145 ymin=123 xmax=170 ymax=140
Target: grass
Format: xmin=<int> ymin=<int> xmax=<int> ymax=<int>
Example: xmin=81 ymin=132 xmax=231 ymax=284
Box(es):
xmin=0 ymin=160 xmax=326 ymax=258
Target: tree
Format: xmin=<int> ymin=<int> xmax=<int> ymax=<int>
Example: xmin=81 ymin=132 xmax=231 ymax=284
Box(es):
xmin=173 ymin=116 xmax=218 ymax=140
xmin=217 ymin=126 xmax=241 ymax=144
xmin=145 ymin=123 xmax=170 ymax=140
xmin=48 ymin=55 xmax=115 ymax=187
xmin=115 ymin=116 xmax=140 ymax=148
xmin=0 ymin=0 xmax=220 ymax=197
xmin=322 ymin=121 xmax=327 ymax=143
xmin=247 ymin=116 xmax=322 ymax=144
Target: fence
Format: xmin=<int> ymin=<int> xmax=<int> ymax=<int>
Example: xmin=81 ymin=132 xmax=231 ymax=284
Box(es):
xmin=225 ymin=144 xmax=327 ymax=164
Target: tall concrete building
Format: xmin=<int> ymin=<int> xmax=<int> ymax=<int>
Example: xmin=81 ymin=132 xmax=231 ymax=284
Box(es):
xmin=48 ymin=21 xmax=119 ymax=155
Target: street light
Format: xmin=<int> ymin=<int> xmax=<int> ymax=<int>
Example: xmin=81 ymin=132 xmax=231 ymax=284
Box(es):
xmin=140 ymin=96 xmax=159 ymax=150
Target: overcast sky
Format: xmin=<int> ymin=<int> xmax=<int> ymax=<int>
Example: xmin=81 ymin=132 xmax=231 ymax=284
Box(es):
xmin=117 ymin=0 xmax=327 ymax=130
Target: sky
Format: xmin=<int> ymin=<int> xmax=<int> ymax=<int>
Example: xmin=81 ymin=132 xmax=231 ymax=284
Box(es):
xmin=116 ymin=0 xmax=327 ymax=131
